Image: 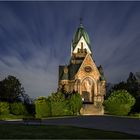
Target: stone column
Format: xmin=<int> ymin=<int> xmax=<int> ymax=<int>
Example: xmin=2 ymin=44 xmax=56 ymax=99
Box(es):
xmin=77 ymin=79 xmax=81 ymax=94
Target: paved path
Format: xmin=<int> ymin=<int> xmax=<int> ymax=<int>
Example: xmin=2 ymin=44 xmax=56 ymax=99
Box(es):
xmin=0 ymin=116 xmax=140 ymax=136
xmin=42 ymin=116 xmax=140 ymax=136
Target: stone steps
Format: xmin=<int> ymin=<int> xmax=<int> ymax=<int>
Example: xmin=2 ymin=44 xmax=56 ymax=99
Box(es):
xmin=80 ymin=104 xmax=104 ymax=115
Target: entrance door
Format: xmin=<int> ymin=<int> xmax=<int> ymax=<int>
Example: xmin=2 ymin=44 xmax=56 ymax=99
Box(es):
xmin=82 ymin=91 xmax=90 ymax=102
xmin=81 ymin=77 xmax=94 ymax=103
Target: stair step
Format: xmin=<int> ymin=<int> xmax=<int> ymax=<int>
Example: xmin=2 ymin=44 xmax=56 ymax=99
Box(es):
xmin=80 ymin=104 xmax=104 ymax=115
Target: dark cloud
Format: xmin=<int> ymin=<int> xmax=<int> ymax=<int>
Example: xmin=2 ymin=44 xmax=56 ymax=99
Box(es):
xmin=0 ymin=1 xmax=140 ymax=98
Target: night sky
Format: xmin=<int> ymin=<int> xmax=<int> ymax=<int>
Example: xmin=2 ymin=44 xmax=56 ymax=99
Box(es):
xmin=0 ymin=1 xmax=140 ymax=98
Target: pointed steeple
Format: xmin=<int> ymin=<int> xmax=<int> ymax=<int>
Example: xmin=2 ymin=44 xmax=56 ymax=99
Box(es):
xmin=80 ymin=17 xmax=83 ymax=28
xmin=71 ymin=19 xmax=92 ymax=55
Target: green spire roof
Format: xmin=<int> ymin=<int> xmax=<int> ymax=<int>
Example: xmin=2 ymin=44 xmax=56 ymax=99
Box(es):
xmin=72 ymin=23 xmax=91 ymax=50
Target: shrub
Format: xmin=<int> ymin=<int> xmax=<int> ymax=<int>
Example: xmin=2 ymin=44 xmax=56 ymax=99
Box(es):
xmin=50 ymin=92 xmax=72 ymax=116
xmin=0 ymin=102 xmax=10 ymax=115
xmin=130 ymin=113 xmax=140 ymax=118
xmin=35 ymin=97 xmax=51 ymax=118
xmin=10 ymin=102 xmax=28 ymax=115
xmin=34 ymin=92 xmax=82 ymax=117
xmin=104 ymin=90 xmax=135 ymax=116
xmin=69 ymin=93 xmax=82 ymax=115
xmin=51 ymin=100 xmax=72 ymax=116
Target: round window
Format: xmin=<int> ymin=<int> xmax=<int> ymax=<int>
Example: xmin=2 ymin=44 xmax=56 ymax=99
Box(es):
xmin=84 ymin=66 xmax=92 ymax=72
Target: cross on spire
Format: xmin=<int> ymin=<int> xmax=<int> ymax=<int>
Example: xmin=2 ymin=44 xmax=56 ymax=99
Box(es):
xmin=80 ymin=17 xmax=83 ymax=27
xmin=80 ymin=17 xmax=83 ymax=24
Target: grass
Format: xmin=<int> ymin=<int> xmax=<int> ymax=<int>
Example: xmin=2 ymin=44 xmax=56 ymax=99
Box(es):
xmin=0 ymin=114 xmax=33 ymax=120
xmin=104 ymin=114 xmax=140 ymax=119
xmin=0 ymin=124 xmax=139 ymax=139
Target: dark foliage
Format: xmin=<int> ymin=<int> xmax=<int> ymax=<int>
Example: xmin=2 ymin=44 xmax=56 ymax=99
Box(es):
xmin=0 ymin=75 xmax=34 ymax=115
xmin=109 ymin=72 xmax=140 ymax=112
xmin=0 ymin=75 xmax=24 ymax=102
xmin=127 ymin=72 xmax=140 ymax=98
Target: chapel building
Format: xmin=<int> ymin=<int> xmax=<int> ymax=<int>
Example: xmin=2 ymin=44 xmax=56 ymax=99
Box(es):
xmin=58 ymin=22 xmax=106 ymax=115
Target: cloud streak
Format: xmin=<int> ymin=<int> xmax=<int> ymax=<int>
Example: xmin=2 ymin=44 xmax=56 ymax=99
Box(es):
xmin=0 ymin=2 xmax=140 ymax=98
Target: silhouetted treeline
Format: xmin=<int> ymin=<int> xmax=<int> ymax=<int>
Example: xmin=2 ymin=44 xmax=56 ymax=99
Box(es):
xmin=108 ymin=72 xmax=140 ymax=113
xmin=0 ymin=75 xmax=34 ymax=115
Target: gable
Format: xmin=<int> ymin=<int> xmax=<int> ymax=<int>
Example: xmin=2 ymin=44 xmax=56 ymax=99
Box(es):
xmin=73 ymin=36 xmax=92 ymax=54
xmin=75 ymin=53 xmax=101 ymax=80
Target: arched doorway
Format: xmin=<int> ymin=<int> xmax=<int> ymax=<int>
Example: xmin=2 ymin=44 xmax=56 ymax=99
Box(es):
xmin=81 ymin=77 xmax=94 ymax=103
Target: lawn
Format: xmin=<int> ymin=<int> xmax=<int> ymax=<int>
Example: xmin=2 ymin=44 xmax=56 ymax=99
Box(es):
xmin=0 ymin=124 xmax=139 ymax=139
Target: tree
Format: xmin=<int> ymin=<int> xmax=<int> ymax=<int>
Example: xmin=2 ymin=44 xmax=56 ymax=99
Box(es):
xmin=126 ymin=72 xmax=140 ymax=112
xmin=110 ymin=81 xmax=127 ymax=92
xmin=104 ymin=90 xmax=135 ymax=116
xmin=110 ymin=72 xmax=140 ymax=98
xmin=0 ymin=75 xmax=25 ymax=102
xmin=109 ymin=72 xmax=140 ymax=113
xmin=127 ymin=72 xmax=140 ymax=98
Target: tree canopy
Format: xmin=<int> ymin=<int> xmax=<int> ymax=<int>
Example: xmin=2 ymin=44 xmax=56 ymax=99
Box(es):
xmin=108 ymin=72 xmax=140 ymax=112
xmin=110 ymin=72 xmax=140 ymax=98
xmin=0 ymin=75 xmax=32 ymax=105
xmin=0 ymin=75 xmax=25 ymax=102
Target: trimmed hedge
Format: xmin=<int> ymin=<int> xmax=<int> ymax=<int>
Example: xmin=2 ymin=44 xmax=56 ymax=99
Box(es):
xmin=104 ymin=90 xmax=135 ymax=116
xmin=69 ymin=93 xmax=82 ymax=115
xmin=49 ymin=92 xmax=72 ymax=116
xmin=10 ymin=102 xmax=28 ymax=115
xmin=35 ymin=92 xmax=82 ymax=118
xmin=51 ymin=101 xmax=72 ymax=116
xmin=35 ymin=97 xmax=51 ymax=118
xmin=0 ymin=102 xmax=10 ymax=115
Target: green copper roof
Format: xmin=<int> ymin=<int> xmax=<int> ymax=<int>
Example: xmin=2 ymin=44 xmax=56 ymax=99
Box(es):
xmin=72 ymin=23 xmax=91 ymax=50
xmin=59 ymin=63 xmax=82 ymax=80
xmin=68 ymin=63 xmax=81 ymax=80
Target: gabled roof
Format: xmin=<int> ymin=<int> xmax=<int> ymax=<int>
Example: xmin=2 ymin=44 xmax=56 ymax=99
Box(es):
xmin=75 ymin=53 xmax=101 ymax=78
xmin=68 ymin=63 xmax=81 ymax=80
xmin=59 ymin=62 xmax=82 ymax=81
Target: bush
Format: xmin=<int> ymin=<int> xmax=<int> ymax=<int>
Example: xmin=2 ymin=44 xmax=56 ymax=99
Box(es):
xmin=51 ymin=100 xmax=72 ymax=116
xmin=34 ymin=92 xmax=82 ymax=117
xmin=10 ymin=102 xmax=28 ymax=115
xmin=50 ymin=92 xmax=72 ymax=116
xmin=35 ymin=97 xmax=51 ymax=118
xmin=104 ymin=90 xmax=135 ymax=116
xmin=69 ymin=93 xmax=82 ymax=115
xmin=0 ymin=102 xmax=10 ymax=115
xmin=130 ymin=113 xmax=140 ymax=118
